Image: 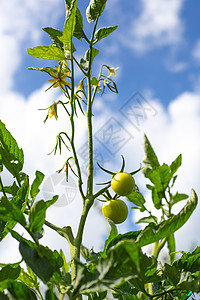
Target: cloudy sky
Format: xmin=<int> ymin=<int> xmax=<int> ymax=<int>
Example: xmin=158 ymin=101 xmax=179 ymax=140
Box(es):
xmin=1 ymin=0 xmax=200 ymax=263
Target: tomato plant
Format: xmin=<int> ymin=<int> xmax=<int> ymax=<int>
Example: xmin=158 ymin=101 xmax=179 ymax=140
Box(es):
xmin=111 ymin=172 xmax=135 ymax=196
xmin=102 ymin=199 xmax=128 ymax=224
xmin=0 ymin=1 xmax=199 ymax=300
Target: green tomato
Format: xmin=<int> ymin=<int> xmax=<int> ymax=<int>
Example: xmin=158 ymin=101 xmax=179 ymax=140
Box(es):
xmin=111 ymin=172 xmax=135 ymax=196
xmin=102 ymin=199 xmax=128 ymax=224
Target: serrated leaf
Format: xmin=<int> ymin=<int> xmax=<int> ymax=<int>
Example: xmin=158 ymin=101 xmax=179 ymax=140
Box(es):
xmin=28 ymin=45 xmax=65 ymax=60
xmin=64 ymin=0 xmax=85 ymax=40
xmin=136 ymin=216 xmax=158 ymax=225
xmin=0 ymin=280 xmax=37 ymax=299
xmin=86 ymin=0 xmax=107 ymax=23
xmin=59 ymin=0 xmax=78 ymax=48
xmin=0 ymin=196 xmax=26 ymax=227
xmin=101 ymin=219 xmax=118 ymax=257
xmin=93 ymin=25 xmax=118 ymax=44
xmin=28 ymin=196 xmax=58 ymax=234
xmin=167 ymin=234 xmax=176 ymax=263
xmin=30 ymin=170 xmax=45 ymax=199
xmin=42 ymin=27 xmax=63 ymax=47
xmin=164 ymin=263 xmax=180 ymax=286
xmin=73 ymin=7 xmax=85 ymax=40
xmin=135 ymin=189 xmax=198 ymax=248
xmin=170 ymin=154 xmax=182 ymax=175
xmin=19 ymin=241 xmax=63 ymax=283
xmin=28 ymin=66 xmax=56 ymax=75
xmin=80 ymin=47 xmax=99 ymax=71
xmin=28 ymin=200 xmax=46 ymax=234
xmin=0 ymin=120 xmax=24 ymax=181
xmin=72 ymin=240 xmax=140 ymax=297
xmin=105 ymin=231 xmax=141 ymax=251
xmin=0 ymin=177 xmax=29 ymax=241
xmin=174 ymin=246 xmax=200 ymax=273
xmin=171 ymin=192 xmax=188 ymax=206
xmin=0 ymin=265 xmax=21 ymax=281
xmin=143 ymin=134 xmax=159 ymax=170
xmin=45 ymin=288 xmax=58 ymax=300
xmin=127 ymin=190 xmax=146 ymax=211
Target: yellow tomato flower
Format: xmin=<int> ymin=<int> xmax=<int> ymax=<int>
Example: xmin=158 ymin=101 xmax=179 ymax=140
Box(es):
xmin=47 ymin=67 xmax=70 ymax=92
xmin=48 ymin=103 xmax=58 ymax=120
xmin=108 ymin=66 xmax=119 ymax=77
xmin=93 ymin=81 xmax=102 ymax=92
xmin=77 ymin=80 xmax=84 ymax=94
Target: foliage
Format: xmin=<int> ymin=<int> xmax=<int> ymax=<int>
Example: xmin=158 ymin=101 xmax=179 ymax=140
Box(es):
xmin=0 ymin=0 xmax=199 ymax=299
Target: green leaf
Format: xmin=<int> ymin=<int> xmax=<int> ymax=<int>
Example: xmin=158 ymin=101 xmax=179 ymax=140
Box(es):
xmin=28 ymin=196 xmax=58 ymax=234
xmin=164 ymin=263 xmax=180 ymax=286
xmin=64 ymin=0 xmax=85 ymax=40
xmin=28 ymin=200 xmax=46 ymax=234
xmin=0 ymin=181 xmax=19 ymax=196
xmin=174 ymin=246 xmax=200 ymax=273
xmin=10 ymin=230 xmax=36 ymax=247
xmin=86 ymin=0 xmax=107 ymax=23
xmin=73 ymin=7 xmax=85 ymax=40
xmin=0 ymin=280 xmax=37 ymax=299
xmin=28 ymin=45 xmax=65 ymax=60
xmin=0 ymin=196 xmax=26 ymax=227
xmin=109 ymin=189 xmax=197 ymax=250
xmin=0 ymin=177 xmax=29 ymax=241
xmin=0 ymin=264 xmax=21 ymax=281
xmin=19 ymin=241 xmax=63 ymax=283
xmin=136 ymin=216 xmax=158 ymax=225
xmin=136 ymin=189 xmax=198 ymax=248
xmin=45 ymin=288 xmax=58 ymax=300
xmin=127 ymin=190 xmax=146 ymax=211
xmin=28 ymin=66 xmax=56 ymax=75
xmin=42 ymin=27 xmax=63 ymax=47
xmin=14 ymin=175 xmax=29 ymax=210
xmin=170 ymin=154 xmax=182 ymax=175
xmin=93 ymin=26 xmax=118 ymax=44
xmin=30 ymin=170 xmax=45 ymax=199
xmin=0 ymin=120 xmax=24 ymax=181
xmin=177 ymin=279 xmax=200 ymax=293
xmin=102 ymin=230 xmax=141 ymax=252
xmin=143 ymin=134 xmax=159 ymax=170
xmin=0 ymin=155 xmax=3 ymax=172
xmin=59 ymin=0 xmax=78 ymax=48
xmin=73 ymin=240 xmax=140 ymax=296
xmin=80 ymin=48 xmax=99 ymax=71
xmin=145 ymin=164 xmax=173 ymax=209
xmin=167 ymin=234 xmax=176 ymax=263
xmin=101 ymin=219 xmax=118 ymax=257
xmin=171 ymin=192 xmax=188 ymax=206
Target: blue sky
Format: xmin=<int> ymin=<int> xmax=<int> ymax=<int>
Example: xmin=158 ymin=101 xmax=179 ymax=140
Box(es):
xmin=1 ymin=0 xmax=200 ymax=262
xmin=13 ymin=0 xmax=200 ymax=105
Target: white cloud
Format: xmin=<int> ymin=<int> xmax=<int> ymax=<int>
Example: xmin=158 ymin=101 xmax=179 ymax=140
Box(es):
xmin=192 ymin=39 xmax=200 ymax=63
xmin=0 ymin=0 xmax=64 ymax=93
xmin=122 ymin=0 xmax=184 ymax=53
xmin=166 ymin=60 xmax=187 ymax=73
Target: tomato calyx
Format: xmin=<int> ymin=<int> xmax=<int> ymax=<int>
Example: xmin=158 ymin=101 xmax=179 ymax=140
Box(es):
xmin=97 ymin=155 xmax=142 ymax=186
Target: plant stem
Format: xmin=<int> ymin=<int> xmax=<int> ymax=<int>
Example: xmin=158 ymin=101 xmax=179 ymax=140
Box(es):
xmin=69 ymin=42 xmax=85 ymax=202
xmin=70 ymin=18 xmax=99 ymax=285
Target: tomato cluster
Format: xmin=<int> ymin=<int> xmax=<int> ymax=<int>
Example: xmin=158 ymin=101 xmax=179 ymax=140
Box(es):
xmin=102 ymin=172 xmax=135 ymax=224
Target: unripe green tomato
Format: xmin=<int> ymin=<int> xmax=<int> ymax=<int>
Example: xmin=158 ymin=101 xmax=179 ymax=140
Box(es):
xmin=102 ymin=199 xmax=128 ymax=224
xmin=111 ymin=172 xmax=135 ymax=196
